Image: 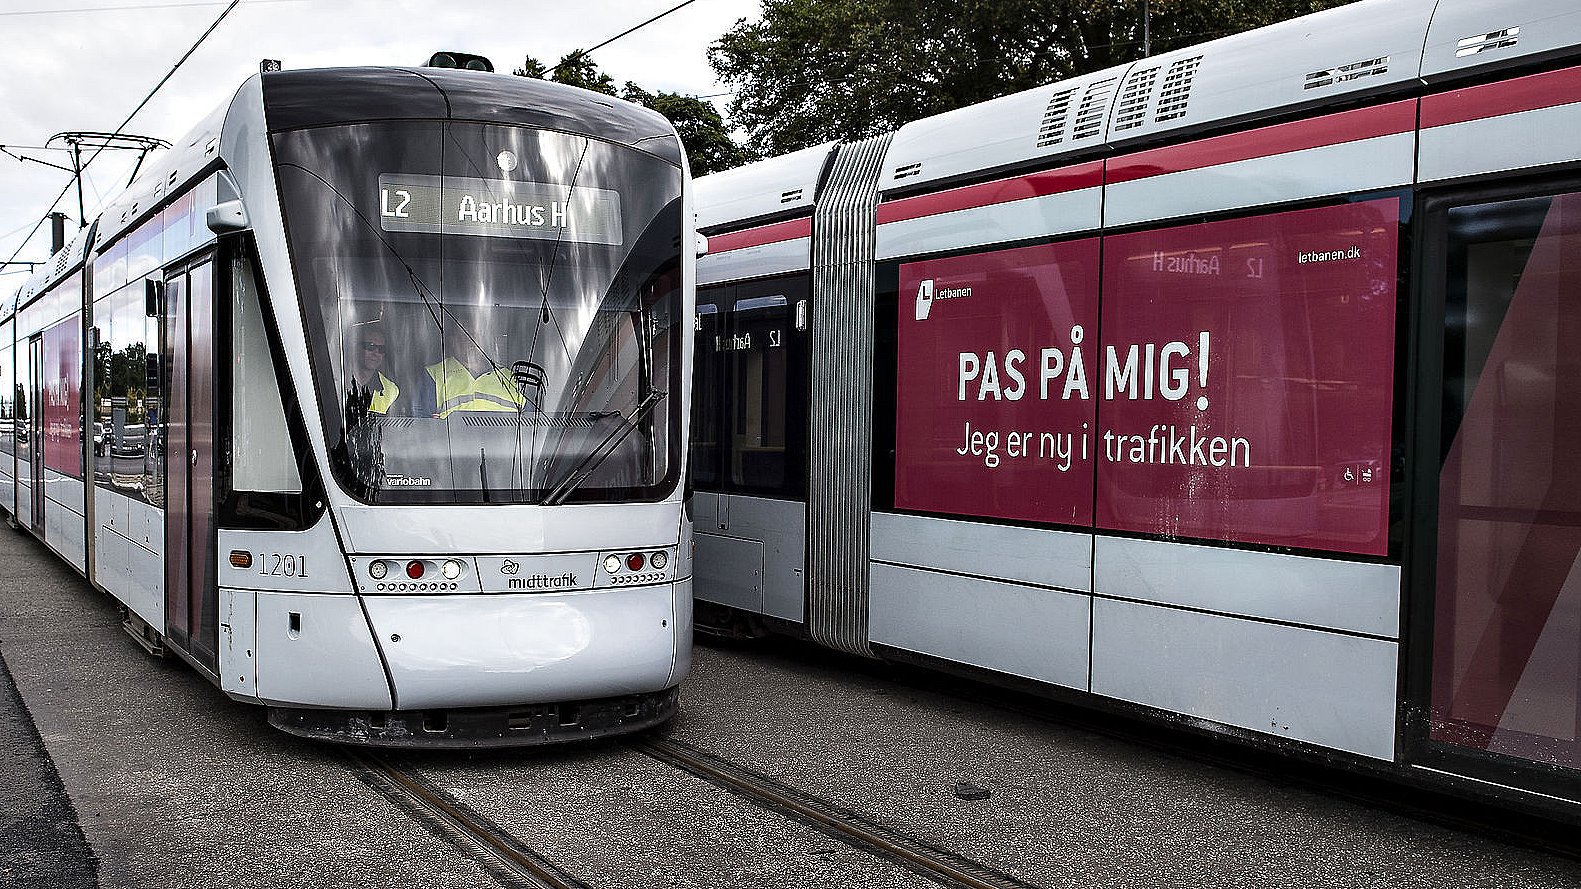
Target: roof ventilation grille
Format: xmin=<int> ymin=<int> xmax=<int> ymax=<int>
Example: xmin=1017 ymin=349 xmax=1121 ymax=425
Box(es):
xmin=892 ymin=163 xmax=923 ymax=181
xmin=53 ymin=252 xmax=69 ymax=278
xmin=1154 ymin=55 xmax=1203 ymax=122
xmin=780 ymin=187 xmax=804 ymax=203
xmin=1457 ymin=27 xmax=1519 ymax=58
xmin=1071 ymin=77 xmax=1117 ymax=141
xmin=1035 ymin=87 xmax=1077 ymax=148
xmin=1113 ymin=66 xmax=1160 ymax=132
xmin=1304 ymin=55 xmax=1390 ymax=90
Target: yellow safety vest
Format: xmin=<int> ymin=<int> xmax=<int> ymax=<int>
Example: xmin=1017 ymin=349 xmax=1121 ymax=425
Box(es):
xmin=368 ymin=372 xmax=399 ymax=415
xmin=426 ymin=357 xmax=525 ymax=418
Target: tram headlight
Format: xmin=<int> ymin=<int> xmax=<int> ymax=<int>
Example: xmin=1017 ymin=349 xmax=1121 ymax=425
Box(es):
xmin=626 ymin=552 xmax=646 ymax=572
xmin=650 ymin=550 xmax=668 ymax=570
xmin=442 ymin=559 xmax=463 ymax=580
xmin=406 ymin=560 xmax=425 ymax=580
xmin=368 ymin=560 xmax=388 ymax=580
xmin=603 ymin=554 xmax=622 ymax=575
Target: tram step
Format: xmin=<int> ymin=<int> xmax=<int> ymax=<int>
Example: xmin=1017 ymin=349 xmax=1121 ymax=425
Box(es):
xmin=120 ymin=611 xmax=166 ymax=658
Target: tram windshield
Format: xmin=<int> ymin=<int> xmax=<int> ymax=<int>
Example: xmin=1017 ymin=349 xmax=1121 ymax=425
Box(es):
xmin=273 ymin=121 xmax=684 ymax=504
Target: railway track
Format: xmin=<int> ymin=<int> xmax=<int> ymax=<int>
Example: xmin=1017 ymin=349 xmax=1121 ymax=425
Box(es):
xmin=630 ymin=737 xmax=1044 ymax=889
xmin=343 ymin=750 xmax=591 ymax=889
xmin=344 ymin=737 xmax=1047 ymax=889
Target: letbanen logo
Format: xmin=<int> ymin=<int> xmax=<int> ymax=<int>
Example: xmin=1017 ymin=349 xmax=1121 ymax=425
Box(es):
xmin=914 ymin=279 xmax=972 ymax=321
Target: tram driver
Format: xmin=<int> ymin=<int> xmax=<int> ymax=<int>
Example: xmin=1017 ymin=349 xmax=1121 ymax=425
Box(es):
xmin=344 ymin=317 xmax=401 ymax=416
xmin=422 ymin=318 xmax=527 ymax=418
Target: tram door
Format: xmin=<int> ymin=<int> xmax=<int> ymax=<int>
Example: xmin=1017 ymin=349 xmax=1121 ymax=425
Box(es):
xmin=1414 ymin=184 xmax=1581 ymax=794
xmin=163 ymin=259 xmax=219 ymax=671
xmin=26 ymin=335 xmax=43 ymax=533
xmin=691 ymin=278 xmax=811 ymax=614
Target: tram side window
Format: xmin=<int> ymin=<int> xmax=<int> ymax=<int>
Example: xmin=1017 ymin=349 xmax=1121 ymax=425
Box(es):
xmin=143 ymin=284 xmax=164 ymax=503
xmin=0 ymin=328 xmax=12 ymax=458
xmin=230 ymin=252 xmax=302 ymax=495
xmin=92 ymin=286 xmax=158 ymax=502
xmin=162 ymin=191 xmax=197 ymax=262
xmin=730 ymin=288 xmax=790 ymax=492
xmin=14 ymin=331 xmax=29 ymax=470
xmin=94 ymin=238 xmax=128 ymax=295
xmin=643 ymin=269 xmax=682 ymax=489
xmin=41 ymin=312 xmax=83 ymax=480
xmin=731 ymin=277 xmax=810 ymax=498
xmin=1430 ymin=188 xmax=1581 ymax=770
xmin=691 ymin=276 xmax=811 ymax=499
xmin=93 ymin=313 xmax=111 ymax=478
xmin=691 ymin=291 xmax=723 ymax=488
xmin=127 ymin=215 xmax=163 ymax=281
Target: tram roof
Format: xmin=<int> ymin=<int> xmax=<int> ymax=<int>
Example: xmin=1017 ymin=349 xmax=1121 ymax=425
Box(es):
xmin=259 ymin=67 xmax=682 ymax=166
xmin=877 ymin=0 xmax=1581 ymax=195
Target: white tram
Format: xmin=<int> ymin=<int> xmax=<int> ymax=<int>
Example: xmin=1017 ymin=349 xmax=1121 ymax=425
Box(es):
xmin=1 ymin=61 xmax=697 ymax=746
xmin=692 ymin=0 xmax=1581 ymax=817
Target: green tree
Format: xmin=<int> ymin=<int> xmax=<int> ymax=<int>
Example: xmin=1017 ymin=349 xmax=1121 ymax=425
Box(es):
xmin=515 ymin=51 xmax=755 ymax=175
xmin=516 ymin=50 xmax=617 ymax=95
xmin=708 ymin=0 xmax=1356 ymax=156
xmin=621 ymin=84 xmax=757 ymax=175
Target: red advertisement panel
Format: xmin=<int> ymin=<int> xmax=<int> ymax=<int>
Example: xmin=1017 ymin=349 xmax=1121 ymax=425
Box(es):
xmin=43 ymin=318 xmax=82 ymax=477
xmin=1097 ymin=199 xmax=1399 ymax=555
xmin=895 ymin=239 xmax=1100 ymax=526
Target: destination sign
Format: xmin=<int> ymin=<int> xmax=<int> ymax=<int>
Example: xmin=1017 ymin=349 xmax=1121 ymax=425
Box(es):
xmin=377 ymin=173 xmax=623 ymax=245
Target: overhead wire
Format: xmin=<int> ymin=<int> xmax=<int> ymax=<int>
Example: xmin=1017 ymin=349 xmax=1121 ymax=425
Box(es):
xmin=0 ymin=0 xmax=299 ymax=18
xmin=1 ymin=0 xmax=241 ymax=275
xmin=85 ymin=168 xmax=105 ymax=206
xmin=548 ymin=0 xmax=703 ymax=75
xmin=0 ymin=219 xmax=43 ymax=242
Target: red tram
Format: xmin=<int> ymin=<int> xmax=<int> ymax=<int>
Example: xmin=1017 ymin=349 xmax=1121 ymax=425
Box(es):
xmin=690 ymin=0 xmax=1581 ymax=819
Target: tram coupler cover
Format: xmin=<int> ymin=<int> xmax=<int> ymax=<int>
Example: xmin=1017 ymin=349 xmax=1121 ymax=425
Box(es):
xmin=267 ymin=687 xmax=679 ymax=748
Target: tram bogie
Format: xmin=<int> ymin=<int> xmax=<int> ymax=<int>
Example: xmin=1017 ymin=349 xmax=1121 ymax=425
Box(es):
xmin=3 ymin=61 xmax=696 ymax=746
xmin=691 ymin=0 xmax=1581 ymax=820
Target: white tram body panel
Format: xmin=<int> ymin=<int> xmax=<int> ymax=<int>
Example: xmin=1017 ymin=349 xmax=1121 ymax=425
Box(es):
xmin=693 ymin=0 xmax=1581 ymax=814
xmin=4 ymin=64 xmax=695 ymax=746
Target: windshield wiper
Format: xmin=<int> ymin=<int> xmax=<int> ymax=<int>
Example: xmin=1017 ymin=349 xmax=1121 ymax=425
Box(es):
xmin=540 ymin=389 xmax=665 ymax=506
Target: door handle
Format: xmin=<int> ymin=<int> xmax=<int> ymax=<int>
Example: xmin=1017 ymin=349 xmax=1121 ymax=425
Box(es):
xmin=190 ymin=448 xmax=198 ymax=467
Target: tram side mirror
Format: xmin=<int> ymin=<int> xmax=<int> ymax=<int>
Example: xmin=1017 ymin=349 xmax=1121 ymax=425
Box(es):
xmin=695 ymin=233 xmax=709 ymax=258
xmin=206 ymin=200 xmax=250 ymax=235
xmin=144 ymin=279 xmax=164 ymax=318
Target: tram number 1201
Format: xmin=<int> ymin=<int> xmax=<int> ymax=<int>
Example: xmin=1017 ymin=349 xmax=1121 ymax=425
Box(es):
xmin=259 ymin=554 xmax=308 ymax=578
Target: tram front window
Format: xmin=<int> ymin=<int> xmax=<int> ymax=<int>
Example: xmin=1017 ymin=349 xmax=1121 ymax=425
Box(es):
xmin=273 ymin=121 xmax=684 ymax=504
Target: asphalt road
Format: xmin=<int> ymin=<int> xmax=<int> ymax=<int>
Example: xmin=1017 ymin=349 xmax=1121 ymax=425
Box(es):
xmin=1 ymin=524 xmax=1578 ymax=888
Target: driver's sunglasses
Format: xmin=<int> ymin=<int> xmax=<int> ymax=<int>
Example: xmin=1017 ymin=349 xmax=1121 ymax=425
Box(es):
xmin=360 ymin=341 xmax=386 ymax=355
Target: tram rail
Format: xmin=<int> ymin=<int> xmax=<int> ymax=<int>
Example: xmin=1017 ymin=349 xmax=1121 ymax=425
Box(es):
xmin=631 ymin=736 xmax=1045 ymax=889
xmin=344 ymin=750 xmax=591 ymax=889
xmin=342 ymin=731 xmax=1049 ymax=889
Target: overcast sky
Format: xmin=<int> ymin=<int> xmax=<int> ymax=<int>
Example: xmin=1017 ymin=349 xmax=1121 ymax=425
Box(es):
xmin=0 ymin=0 xmax=762 ymax=280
